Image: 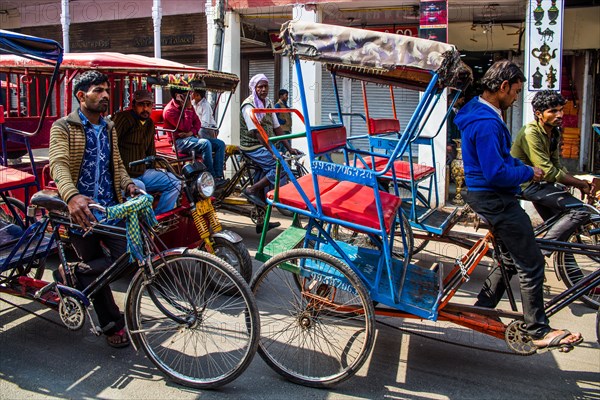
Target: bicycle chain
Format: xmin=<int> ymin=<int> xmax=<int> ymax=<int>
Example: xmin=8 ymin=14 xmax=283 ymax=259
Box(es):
xmin=376 ymin=318 xmax=529 ymax=356
xmin=0 ymin=296 xmax=66 ymax=329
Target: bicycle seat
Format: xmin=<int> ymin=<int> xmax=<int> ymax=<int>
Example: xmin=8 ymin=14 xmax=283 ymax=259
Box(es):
xmin=30 ymin=190 xmax=68 ymax=213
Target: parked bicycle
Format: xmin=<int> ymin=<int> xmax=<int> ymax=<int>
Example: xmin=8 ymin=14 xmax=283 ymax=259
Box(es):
xmin=0 ymin=191 xmax=259 ymax=389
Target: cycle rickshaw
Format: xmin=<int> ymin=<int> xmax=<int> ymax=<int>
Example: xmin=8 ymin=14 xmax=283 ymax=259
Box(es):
xmin=0 ymin=38 xmax=255 ymax=282
xmin=247 ymin=21 xmax=599 ymax=387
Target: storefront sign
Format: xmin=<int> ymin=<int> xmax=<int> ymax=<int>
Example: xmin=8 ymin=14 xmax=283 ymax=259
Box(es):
xmin=367 ymin=26 xmax=419 ymax=37
xmin=527 ymin=0 xmax=564 ymax=91
xmin=70 ymin=39 xmax=111 ymax=50
xmin=133 ymin=34 xmax=195 ymax=48
xmin=419 ymin=0 xmax=448 ymax=43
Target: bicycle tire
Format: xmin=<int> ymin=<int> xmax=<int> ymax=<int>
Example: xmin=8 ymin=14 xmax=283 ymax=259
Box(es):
xmin=596 ymin=308 xmax=600 ymax=345
xmin=554 ymin=221 xmax=600 ymax=309
xmin=0 ymin=197 xmax=26 ymax=226
xmin=126 ymin=249 xmax=259 ymax=389
xmin=251 ymin=248 xmax=375 ymax=388
xmin=0 ymin=197 xmax=45 ymax=280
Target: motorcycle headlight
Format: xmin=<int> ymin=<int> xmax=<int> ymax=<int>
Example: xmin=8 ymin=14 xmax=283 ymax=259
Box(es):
xmin=196 ymin=172 xmax=215 ymax=198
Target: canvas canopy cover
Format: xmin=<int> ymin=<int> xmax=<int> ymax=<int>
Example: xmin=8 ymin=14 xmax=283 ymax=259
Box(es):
xmin=280 ymin=21 xmax=472 ymax=90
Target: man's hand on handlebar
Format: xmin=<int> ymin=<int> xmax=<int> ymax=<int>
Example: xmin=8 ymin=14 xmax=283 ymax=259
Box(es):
xmin=532 ymin=167 xmax=544 ymax=182
xmin=287 ymin=148 xmax=302 ymax=156
xmin=67 ymin=194 xmax=97 ymax=229
xmin=126 ymin=183 xmax=141 ymax=197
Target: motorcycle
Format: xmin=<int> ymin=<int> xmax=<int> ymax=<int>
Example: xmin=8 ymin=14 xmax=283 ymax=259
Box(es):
xmin=129 ymin=155 xmax=253 ymax=285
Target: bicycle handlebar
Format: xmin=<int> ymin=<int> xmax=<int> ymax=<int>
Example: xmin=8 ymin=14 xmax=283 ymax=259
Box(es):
xmin=89 ymin=203 xmax=107 ymax=214
xmin=129 ymin=155 xmax=183 ymax=179
xmin=129 ymin=156 xmax=155 ymax=168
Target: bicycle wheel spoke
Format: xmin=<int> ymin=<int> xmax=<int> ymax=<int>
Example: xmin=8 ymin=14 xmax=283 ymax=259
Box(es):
xmin=127 ymin=251 xmax=258 ymax=389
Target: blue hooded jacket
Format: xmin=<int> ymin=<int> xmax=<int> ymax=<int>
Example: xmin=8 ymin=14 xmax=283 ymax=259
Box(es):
xmin=454 ymin=97 xmax=533 ymax=194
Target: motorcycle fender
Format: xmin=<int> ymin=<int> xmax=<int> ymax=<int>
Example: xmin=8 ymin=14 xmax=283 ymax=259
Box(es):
xmin=213 ymin=230 xmax=243 ymax=244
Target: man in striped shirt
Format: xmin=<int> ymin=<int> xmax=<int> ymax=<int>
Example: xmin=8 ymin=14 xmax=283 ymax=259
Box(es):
xmin=113 ymin=90 xmax=181 ymax=215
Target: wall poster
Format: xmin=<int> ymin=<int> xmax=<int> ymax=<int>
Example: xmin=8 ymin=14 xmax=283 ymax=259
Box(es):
xmin=527 ymin=0 xmax=564 ymax=91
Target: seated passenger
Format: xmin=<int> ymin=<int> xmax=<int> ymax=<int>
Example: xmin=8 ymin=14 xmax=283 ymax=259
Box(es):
xmin=239 ymin=74 xmax=300 ymax=208
xmin=163 ymin=86 xmax=226 ymax=186
xmin=113 ymin=90 xmax=181 ymax=215
xmin=511 ymin=90 xmax=592 ymax=248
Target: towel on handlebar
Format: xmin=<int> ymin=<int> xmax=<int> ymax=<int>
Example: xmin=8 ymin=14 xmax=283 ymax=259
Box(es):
xmin=105 ymin=194 xmax=158 ymax=263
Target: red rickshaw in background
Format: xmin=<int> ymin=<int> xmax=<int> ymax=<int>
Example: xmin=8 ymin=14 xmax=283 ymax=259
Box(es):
xmin=0 ymin=43 xmax=252 ymax=283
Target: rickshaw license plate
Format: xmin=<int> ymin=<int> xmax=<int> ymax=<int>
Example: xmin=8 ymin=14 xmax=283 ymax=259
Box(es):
xmin=195 ymin=200 xmax=214 ymax=215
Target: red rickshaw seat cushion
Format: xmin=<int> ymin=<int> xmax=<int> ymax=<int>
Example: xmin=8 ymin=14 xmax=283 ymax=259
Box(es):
xmin=267 ymin=174 xmax=339 ymax=210
xmin=311 ymin=126 xmax=347 ymax=154
xmin=368 ymin=118 xmax=400 ymax=135
xmin=0 ymin=166 xmax=36 ymax=190
xmin=362 ymin=156 xmax=434 ymax=181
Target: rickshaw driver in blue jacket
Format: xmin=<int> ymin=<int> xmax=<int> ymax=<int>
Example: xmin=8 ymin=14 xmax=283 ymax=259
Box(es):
xmin=455 ymin=60 xmax=582 ymax=351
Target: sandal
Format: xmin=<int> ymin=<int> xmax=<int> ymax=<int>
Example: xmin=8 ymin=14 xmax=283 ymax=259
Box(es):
xmin=531 ymin=329 xmax=583 ymax=353
xmin=107 ymin=328 xmax=130 ymax=349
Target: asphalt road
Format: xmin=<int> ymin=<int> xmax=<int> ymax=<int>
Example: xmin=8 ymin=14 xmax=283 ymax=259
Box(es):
xmin=1 ymin=210 xmax=599 ymax=400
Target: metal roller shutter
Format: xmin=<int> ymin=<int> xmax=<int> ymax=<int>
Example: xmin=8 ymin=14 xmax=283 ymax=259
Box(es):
xmin=350 ymin=82 xmax=419 ymax=151
xmin=320 ymin=66 xmax=339 ymax=126
xmin=248 ymin=59 xmax=275 ymax=101
xmin=351 ymin=82 xmax=419 ymax=134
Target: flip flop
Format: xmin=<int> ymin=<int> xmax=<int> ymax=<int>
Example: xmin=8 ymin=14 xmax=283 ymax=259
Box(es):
xmin=532 ymin=329 xmax=583 ymax=352
xmin=107 ymin=328 xmax=130 ymax=349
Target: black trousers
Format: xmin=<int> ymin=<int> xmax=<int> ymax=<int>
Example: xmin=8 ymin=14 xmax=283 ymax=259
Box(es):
xmin=467 ymin=191 xmax=550 ymax=338
xmin=522 ymin=182 xmax=589 ymax=243
xmin=69 ymin=229 xmax=127 ymax=336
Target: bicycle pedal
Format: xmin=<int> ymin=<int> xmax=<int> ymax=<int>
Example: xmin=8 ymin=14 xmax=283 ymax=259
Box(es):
xmin=90 ymin=326 xmax=102 ymax=337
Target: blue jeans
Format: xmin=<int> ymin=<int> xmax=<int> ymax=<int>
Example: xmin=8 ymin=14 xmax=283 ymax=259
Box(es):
xmin=243 ymin=147 xmax=288 ymax=185
xmin=132 ymin=168 xmax=181 ymax=215
xmin=176 ymin=136 xmax=225 ymax=179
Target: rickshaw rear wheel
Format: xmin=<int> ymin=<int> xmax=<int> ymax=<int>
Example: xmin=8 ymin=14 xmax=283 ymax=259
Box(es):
xmin=554 ymin=221 xmax=600 ymax=309
xmin=0 ymin=197 xmax=45 ymax=280
xmin=251 ymin=248 xmax=375 ymax=388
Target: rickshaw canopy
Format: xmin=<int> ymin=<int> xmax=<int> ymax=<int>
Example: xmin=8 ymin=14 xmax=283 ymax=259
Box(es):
xmin=0 ymin=29 xmax=62 ymax=65
xmin=280 ymin=21 xmax=472 ymax=90
xmin=0 ymin=52 xmax=239 ymax=93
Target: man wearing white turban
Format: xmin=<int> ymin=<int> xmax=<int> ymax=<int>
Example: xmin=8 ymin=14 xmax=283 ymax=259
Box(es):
xmin=239 ymin=74 xmax=300 ymax=233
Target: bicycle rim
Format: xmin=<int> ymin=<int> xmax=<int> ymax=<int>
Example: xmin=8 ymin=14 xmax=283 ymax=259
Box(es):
xmin=127 ymin=251 xmax=259 ymax=388
xmin=251 ymin=248 xmax=374 ymax=388
xmin=555 ymin=222 xmax=600 ymax=308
